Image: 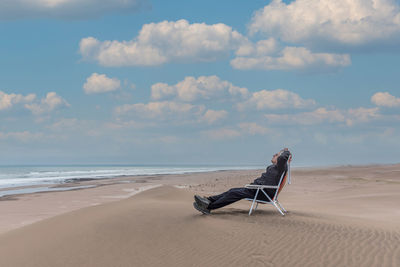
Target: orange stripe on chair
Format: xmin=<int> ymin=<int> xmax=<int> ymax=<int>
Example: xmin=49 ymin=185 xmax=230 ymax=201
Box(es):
xmin=277 ymin=171 xmax=288 ymax=196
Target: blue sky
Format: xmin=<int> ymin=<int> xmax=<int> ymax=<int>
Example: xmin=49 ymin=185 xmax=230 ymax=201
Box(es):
xmin=1 ymin=0 xmax=400 ymax=166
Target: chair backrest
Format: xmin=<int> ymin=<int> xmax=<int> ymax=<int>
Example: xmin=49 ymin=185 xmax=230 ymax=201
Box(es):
xmin=273 ymin=156 xmax=291 ymax=200
xmin=277 ymin=171 xmax=289 ymax=196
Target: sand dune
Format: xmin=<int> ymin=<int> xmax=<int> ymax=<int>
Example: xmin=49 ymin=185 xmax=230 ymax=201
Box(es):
xmin=0 ymin=185 xmax=399 ymax=267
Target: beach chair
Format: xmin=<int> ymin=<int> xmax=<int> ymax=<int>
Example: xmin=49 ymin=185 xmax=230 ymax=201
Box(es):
xmin=244 ymin=156 xmax=292 ymax=216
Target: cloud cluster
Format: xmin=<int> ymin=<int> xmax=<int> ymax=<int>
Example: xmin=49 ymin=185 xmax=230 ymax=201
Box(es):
xmin=231 ymin=46 xmax=351 ymax=71
xmin=0 ymin=0 xmax=147 ymax=19
xmin=238 ymin=88 xmax=315 ymax=110
xmin=83 ymin=73 xmax=121 ymax=94
xmin=264 ymin=107 xmax=380 ymax=126
xmin=80 ymin=19 xmax=245 ymax=66
xmin=249 ymin=0 xmax=400 ymax=47
xmin=371 ymin=92 xmax=400 ymax=107
xmin=148 ymin=75 xmax=316 ymax=116
xmin=80 ymin=20 xmax=352 ymax=71
xmin=151 ymin=75 xmax=248 ymax=102
xmin=1 ymin=90 xmax=69 ymax=117
xmin=74 ymin=0 xmax=400 ymax=74
xmin=115 ymin=75 xmax=319 ymax=130
xmin=25 ymin=92 xmax=69 ymax=115
xmin=151 ymin=75 xmax=315 ymax=112
xmin=0 ymin=91 xmax=36 ymax=110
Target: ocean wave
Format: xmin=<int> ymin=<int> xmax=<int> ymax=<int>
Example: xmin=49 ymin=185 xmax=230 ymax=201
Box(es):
xmin=0 ymin=165 xmax=258 ymax=189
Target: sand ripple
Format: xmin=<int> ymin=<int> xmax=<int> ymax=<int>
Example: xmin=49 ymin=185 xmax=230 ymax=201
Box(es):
xmin=0 ymin=186 xmax=399 ymax=267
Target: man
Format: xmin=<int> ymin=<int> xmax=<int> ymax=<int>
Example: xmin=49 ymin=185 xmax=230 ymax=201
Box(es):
xmin=193 ymin=148 xmax=291 ymax=215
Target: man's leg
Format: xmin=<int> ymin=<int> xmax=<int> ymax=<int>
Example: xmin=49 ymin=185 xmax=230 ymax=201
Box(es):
xmin=207 ymin=191 xmax=227 ymax=203
xmin=208 ymin=187 xmax=255 ymax=210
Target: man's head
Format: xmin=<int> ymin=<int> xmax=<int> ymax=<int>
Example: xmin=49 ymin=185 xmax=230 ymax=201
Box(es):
xmin=271 ymin=148 xmax=290 ymax=164
xmin=271 ymin=151 xmax=281 ymax=164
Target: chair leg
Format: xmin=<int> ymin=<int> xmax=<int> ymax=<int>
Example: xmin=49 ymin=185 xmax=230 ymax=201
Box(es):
xmin=272 ymin=201 xmax=285 ymax=216
xmin=255 ymin=202 xmax=259 ymax=211
xmin=249 ymin=189 xmax=260 ymax=216
xmin=276 ymin=201 xmax=287 ymax=213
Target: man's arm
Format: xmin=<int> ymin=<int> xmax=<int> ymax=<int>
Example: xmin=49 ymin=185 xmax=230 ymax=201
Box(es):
xmin=277 ymin=148 xmax=291 ymax=171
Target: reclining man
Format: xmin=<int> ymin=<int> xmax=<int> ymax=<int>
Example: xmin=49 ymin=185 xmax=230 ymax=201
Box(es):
xmin=193 ymin=148 xmax=291 ymax=214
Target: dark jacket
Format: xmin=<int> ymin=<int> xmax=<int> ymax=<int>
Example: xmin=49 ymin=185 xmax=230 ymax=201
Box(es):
xmin=251 ymin=150 xmax=291 ymax=197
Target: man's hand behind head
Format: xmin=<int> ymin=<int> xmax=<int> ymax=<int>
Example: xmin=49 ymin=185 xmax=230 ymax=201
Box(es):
xmin=279 ymin=148 xmax=289 ymax=155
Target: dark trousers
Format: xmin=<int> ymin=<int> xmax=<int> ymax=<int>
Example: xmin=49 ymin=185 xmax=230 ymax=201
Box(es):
xmin=208 ymin=187 xmax=274 ymax=210
xmin=208 ymin=187 xmax=271 ymax=210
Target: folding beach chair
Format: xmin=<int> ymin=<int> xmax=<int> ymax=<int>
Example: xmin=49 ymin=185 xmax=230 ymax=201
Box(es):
xmin=244 ymin=156 xmax=292 ymax=216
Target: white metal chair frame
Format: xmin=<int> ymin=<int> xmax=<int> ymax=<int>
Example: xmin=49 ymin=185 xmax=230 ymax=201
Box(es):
xmin=244 ymin=157 xmax=291 ymax=216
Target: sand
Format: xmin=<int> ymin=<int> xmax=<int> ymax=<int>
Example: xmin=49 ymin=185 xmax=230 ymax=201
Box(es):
xmin=0 ymin=165 xmax=399 ymax=266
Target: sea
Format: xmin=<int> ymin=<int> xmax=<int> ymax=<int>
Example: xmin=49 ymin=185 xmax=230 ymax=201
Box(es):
xmin=0 ymin=164 xmax=260 ymax=190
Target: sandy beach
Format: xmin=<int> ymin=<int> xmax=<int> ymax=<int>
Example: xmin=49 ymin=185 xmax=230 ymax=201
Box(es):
xmin=3 ymin=0 xmax=400 ymax=266
xmin=0 ymin=165 xmax=399 ymax=266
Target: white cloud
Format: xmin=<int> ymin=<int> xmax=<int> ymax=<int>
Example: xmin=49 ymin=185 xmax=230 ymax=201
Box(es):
xmin=231 ymin=46 xmax=351 ymax=71
xmin=83 ymin=73 xmax=121 ymax=94
xmin=151 ymin=75 xmax=249 ymax=102
xmin=264 ymin=107 xmax=380 ymax=126
xmin=346 ymin=107 xmax=380 ymax=126
xmin=200 ymin=110 xmax=228 ymax=124
xmin=0 ymin=91 xmax=36 ymax=110
xmin=115 ymin=101 xmax=205 ymax=120
xmin=80 ymin=19 xmax=246 ymax=66
xmin=151 ymin=83 xmax=175 ymax=100
xmin=0 ymin=90 xmax=68 ymax=116
xmin=249 ymin=0 xmax=400 ymax=47
xmin=238 ymin=89 xmax=316 ymax=110
xmin=235 ymin=38 xmax=279 ymax=57
xmin=25 ymin=92 xmax=69 ymax=115
xmin=0 ymin=0 xmax=147 ymax=19
xmin=371 ymin=92 xmax=400 ymax=107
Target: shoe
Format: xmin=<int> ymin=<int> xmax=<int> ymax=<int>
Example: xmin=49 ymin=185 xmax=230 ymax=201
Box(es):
xmin=193 ymin=202 xmax=210 ymax=215
xmin=194 ymin=195 xmax=211 ymax=209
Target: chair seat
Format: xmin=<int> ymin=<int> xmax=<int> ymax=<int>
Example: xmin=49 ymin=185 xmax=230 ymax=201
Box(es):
xmin=245 ymin=198 xmax=271 ymax=204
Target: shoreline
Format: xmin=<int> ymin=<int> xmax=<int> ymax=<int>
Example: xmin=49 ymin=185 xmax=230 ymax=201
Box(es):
xmin=0 ymin=168 xmax=261 ymax=198
xmin=0 ymin=166 xmax=261 ymax=192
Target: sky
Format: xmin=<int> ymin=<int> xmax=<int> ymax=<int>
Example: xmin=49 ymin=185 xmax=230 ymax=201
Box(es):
xmin=1 ymin=0 xmax=400 ymax=166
